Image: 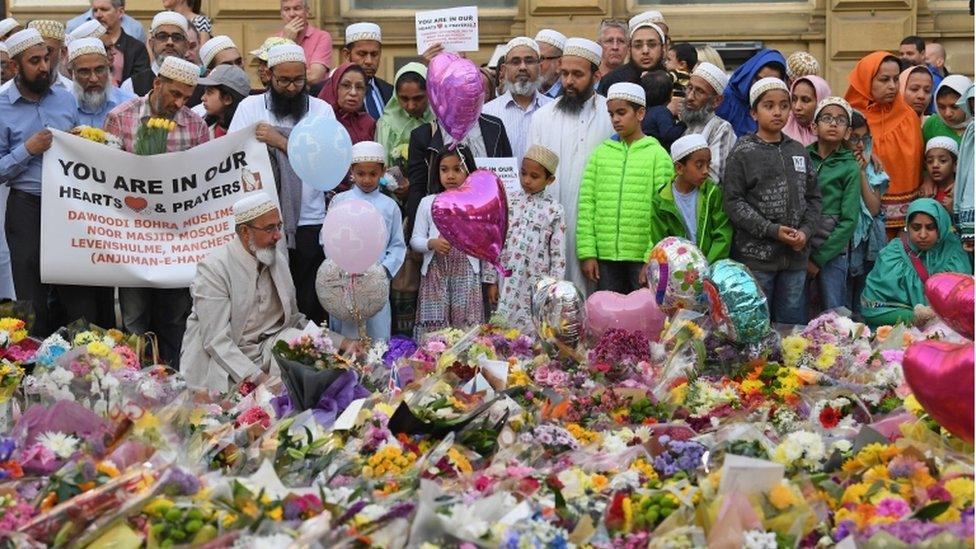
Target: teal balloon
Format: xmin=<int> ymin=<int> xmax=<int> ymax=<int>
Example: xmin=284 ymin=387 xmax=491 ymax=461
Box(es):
xmin=703 ymin=259 xmax=770 ymax=345
xmin=287 ymin=114 xmax=352 ymax=192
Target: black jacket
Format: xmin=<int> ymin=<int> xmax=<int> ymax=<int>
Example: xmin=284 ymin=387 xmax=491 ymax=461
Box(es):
xmin=116 ymin=29 xmax=150 ymax=85
xmin=128 ymin=67 xmax=205 ymax=108
xmin=596 ymin=60 xmax=664 ymax=96
xmin=375 ymin=76 xmax=393 ymax=105
xmin=404 ymin=114 xmax=512 ymax=228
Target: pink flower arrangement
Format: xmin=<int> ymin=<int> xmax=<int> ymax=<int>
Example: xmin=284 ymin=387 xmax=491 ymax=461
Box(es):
xmin=235 ymin=406 xmax=271 ymax=429
xmin=114 ymin=345 xmax=139 ymax=370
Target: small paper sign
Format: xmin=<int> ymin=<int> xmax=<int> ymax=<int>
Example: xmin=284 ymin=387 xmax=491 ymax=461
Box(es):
xmin=718 ymin=454 xmax=784 ymax=495
xmin=475 ymin=156 xmax=519 ymax=195
xmin=415 ymin=6 xmax=479 ymax=56
xmin=333 ymin=397 xmax=367 ymax=431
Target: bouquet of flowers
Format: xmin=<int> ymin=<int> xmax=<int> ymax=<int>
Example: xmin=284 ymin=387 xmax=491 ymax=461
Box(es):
xmin=71 ymin=125 xmax=123 ymax=149
xmin=134 ymin=117 xmax=176 ymax=156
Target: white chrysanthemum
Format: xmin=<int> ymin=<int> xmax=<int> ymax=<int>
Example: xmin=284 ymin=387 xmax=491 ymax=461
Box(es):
xmin=36 ymin=431 xmax=80 ymax=458
xmin=831 ymin=439 xmax=852 ymax=453
xmin=601 ymin=434 xmax=628 ymax=456
xmin=743 ymin=530 xmax=777 ymax=549
xmin=49 ymin=367 xmax=73 ymax=385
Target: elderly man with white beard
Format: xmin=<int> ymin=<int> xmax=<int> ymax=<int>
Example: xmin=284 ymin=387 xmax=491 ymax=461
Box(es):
xmin=680 ymin=62 xmax=736 ymax=184
xmin=181 ymin=194 xmax=356 ymax=392
xmin=66 ymin=38 xmax=134 ymax=127
xmin=481 ymin=37 xmax=553 ymax=162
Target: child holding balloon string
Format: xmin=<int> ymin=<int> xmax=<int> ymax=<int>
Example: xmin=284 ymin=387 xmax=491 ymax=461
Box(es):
xmin=410 ymin=145 xmax=486 ymax=340
xmin=327 ymin=141 xmax=406 ymax=342
xmin=484 ymin=145 xmax=566 ymax=335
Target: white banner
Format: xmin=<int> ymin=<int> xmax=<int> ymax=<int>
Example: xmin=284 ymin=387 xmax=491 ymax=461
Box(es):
xmin=41 ymin=127 xmax=278 ymax=288
xmin=414 ymin=6 xmax=479 ymax=55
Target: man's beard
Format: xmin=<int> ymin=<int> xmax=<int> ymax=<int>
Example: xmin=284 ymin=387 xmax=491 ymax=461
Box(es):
xmin=73 ymin=81 xmax=107 ymax=112
xmin=17 ymin=71 xmax=51 ymax=95
xmin=151 ymin=91 xmax=178 ymax=118
xmin=269 ymin=85 xmax=309 ymax=121
xmin=503 ymin=75 xmax=541 ymax=97
xmin=555 ymin=81 xmax=595 ymax=115
xmin=681 ymin=97 xmax=716 ymax=127
xmin=248 ymin=239 xmax=277 ymax=266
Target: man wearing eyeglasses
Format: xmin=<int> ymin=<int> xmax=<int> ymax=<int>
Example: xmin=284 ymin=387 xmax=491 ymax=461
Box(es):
xmin=534 ymin=29 xmax=565 ymax=98
xmin=482 ymin=37 xmax=553 ymax=162
xmin=597 ymin=13 xmax=667 ymax=96
xmin=598 ymin=19 xmax=629 ymax=80
xmin=68 ymin=38 xmax=134 ymax=128
xmin=120 ymin=11 xmax=203 ymax=108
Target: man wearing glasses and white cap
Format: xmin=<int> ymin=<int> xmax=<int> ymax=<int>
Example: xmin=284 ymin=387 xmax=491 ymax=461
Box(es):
xmin=597 ymin=11 xmax=668 ymax=96
xmin=534 ymin=28 xmax=565 ymax=98
xmin=121 ymin=10 xmax=203 ymax=108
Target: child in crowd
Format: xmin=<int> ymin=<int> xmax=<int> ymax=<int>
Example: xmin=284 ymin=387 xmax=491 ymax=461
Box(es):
xmin=199 ymin=65 xmax=249 ymax=139
xmin=723 ymin=77 xmax=822 ymax=325
xmin=922 ymin=75 xmax=973 ymax=144
xmin=806 ymin=97 xmax=861 ymax=312
xmin=649 ymin=134 xmax=732 ymax=263
xmin=925 ymin=136 xmax=958 ymax=213
xmin=328 ymin=141 xmax=406 ymax=342
xmin=640 ymin=70 xmax=687 ymax=152
xmin=485 ymin=145 xmax=565 ymax=334
xmin=578 ymin=83 xmax=674 ymax=294
xmin=665 ymin=42 xmax=697 ymax=94
xmin=410 ymin=146 xmax=484 ymax=339
xmin=847 ymin=111 xmax=889 ymax=320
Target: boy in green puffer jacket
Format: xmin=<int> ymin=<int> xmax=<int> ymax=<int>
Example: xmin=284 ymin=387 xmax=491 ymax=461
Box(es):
xmin=649 ymin=134 xmax=732 ymax=263
xmin=577 ymin=82 xmax=674 ymax=294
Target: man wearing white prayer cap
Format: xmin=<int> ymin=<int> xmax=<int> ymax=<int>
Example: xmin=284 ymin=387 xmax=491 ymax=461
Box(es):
xmin=120 ymin=11 xmax=200 ymax=104
xmin=483 ymin=36 xmax=553 ymax=161
xmin=342 ymin=22 xmax=391 ymax=120
xmin=0 ymin=18 xmax=21 ymax=41
xmin=680 ymin=62 xmax=736 ymax=183
xmin=67 ymin=37 xmax=135 ymax=128
xmin=0 ymin=42 xmax=11 ymax=85
xmin=199 ymin=35 xmax=242 ymax=72
xmin=21 ymin=20 xmax=73 ymax=91
xmin=528 ymin=37 xmax=614 ymax=295
xmin=597 ymin=13 xmax=667 ymax=96
xmin=534 ymin=28 xmax=566 ymax=98
xmin=182 ymin=193 xmax=356 ymax=392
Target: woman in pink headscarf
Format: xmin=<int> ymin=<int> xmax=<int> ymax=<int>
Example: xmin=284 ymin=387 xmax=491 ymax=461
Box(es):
xmin=898 ymin=65 xmax=934 ymax=120
xmin=783 ymin=75 xmax=831 ymax=145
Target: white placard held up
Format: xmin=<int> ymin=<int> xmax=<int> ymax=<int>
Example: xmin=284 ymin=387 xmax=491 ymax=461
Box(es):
xmin=475 ymin=156 xmax=519 ymax=195
xmin=415 ymin=6 xmax=478 ymax=55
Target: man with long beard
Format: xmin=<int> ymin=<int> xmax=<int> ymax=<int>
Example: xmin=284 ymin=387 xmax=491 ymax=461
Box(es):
xmin=181 ymin=195 xmax=357 ymax=392
xmin=528 ymin=38 xmax=613 ymax=295
xmin=0 ymin=21 xmax=72 ymax=93
xmin=104 ymin=56 xmax=209 ymax=366
xmin=68 ymin=38 xmax=134 ymax=127
xmin=680 ymin=62 xmax=736 ymax=184
xmin=0 ymin=29 xmax=80 ymax=336
xmin=482 ymin=37 xmax=553 ymax=162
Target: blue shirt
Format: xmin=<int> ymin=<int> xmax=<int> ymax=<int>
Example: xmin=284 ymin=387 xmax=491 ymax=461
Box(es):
xmin=66 ymin=11 xmax=146 ymax=43
xmin=544 ymin=80 xmax=562 ymax=99
xmin=0 ymin=83 xmax=80 ymax=196
xmin=77 ymin=86 xmax=136 ymax=128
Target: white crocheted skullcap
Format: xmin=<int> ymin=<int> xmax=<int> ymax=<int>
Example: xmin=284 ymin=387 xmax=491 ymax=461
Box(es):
xmin=151 ymin=11 xmax=188 ymax=33
xmin=504 ymin=36 xmax=539 ymax=57
xmin=67 ymin=20 xmax=106 ymax=43
xmin=534 ymin=29 xmax=566 ymax=51
xmin=0 ymin=18 xmax=19 ymax=38
xmin=267 ymin=43 xmax=306 ymax=68
xmin=670 ymin=134 xmax=709 ymax=163
xmin=351 ymin=141 xmax=387 ymax=165
xmin=27 ymin=20 xmax=65 ymax=42
xmin=628 ymin=15 xmax=666 ymax=43
xmin=692 ymin=62 xmax=729 ymax=94
xmin=607 ymin=82 xmax=646 ymax=107
xmin=345 ymin=22 xmax=381 ymax=44
xmin=234 ymin=193 xmax=278 ymax=225
xmin=925 ymin=136 xmax=959 ymax=157
xmin=562 ymin=37 xmax=602 ymax=66
xmin=158 ymin=55 xmax=200 ymax=87
xmin=199 ymin=35 xmax=237 ymax=68
xmin=814 ymin=96 xmax=853 ymax=122
xmin=630 ymin=10 xmax=666 ymax=27
xmin=523 ymin=144 xmax=559 ymax=175
xmin=67 ymin=37 xmax=107 ymax=64
xmin=749 ymin=76 xmax=789 ymax=107
xmin=6 ymin=29 xmax=44 ymax=58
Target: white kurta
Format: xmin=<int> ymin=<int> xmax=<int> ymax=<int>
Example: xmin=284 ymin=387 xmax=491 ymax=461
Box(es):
xmin=527 ymin=95 xmax=613 ymax=294
xmin=227 ymin=93 xmax=334 ymax=132
xmin=181 ymin=238 xmax=319 ymax=392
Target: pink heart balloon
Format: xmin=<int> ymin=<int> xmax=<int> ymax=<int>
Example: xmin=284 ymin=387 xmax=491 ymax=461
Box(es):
xmin=903 ymin=339 xmax=974 ymax=444
xmin=427 ymin=52 xmax=485 ymax=143
xmin=585 ymin=289 xmax=666 ymax=341
xmin=925 ymin=273 xmax=974 ymax=339
xmin=432 ymin=169 xmax=508 ymax=273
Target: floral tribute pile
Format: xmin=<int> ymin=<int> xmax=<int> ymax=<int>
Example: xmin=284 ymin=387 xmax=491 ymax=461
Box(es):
xmin=0 ymin=306 xmax=972 ymax=549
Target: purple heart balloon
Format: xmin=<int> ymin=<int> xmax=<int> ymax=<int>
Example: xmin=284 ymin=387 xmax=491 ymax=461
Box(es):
xmin=427 ymin=52 xmax=485 ymax=143
xmin=432 ymin=169 xmax=508 ymax=275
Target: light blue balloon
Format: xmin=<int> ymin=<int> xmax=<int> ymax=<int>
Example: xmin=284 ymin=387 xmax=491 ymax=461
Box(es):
xmin=287 ymin=115 xmax=353 ymax=192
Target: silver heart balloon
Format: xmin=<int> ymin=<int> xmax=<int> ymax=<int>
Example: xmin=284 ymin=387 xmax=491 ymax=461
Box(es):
xmin=316 ymin=260 xmax=389 ymax=324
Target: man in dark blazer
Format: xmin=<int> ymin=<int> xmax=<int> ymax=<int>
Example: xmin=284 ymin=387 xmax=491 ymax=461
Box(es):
xmin=342 ymin=22 xmax=392 ymax=119
xmin=114 ymin=27 xmax=150 ymax=84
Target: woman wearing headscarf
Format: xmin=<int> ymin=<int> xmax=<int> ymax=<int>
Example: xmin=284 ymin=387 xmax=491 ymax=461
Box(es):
xmin=375 ymin=62 xmax=435 ymax=169
xmin=783 ymin=75 xmax=831 ymax=145
xmin=898 ymin=65 xmax=934 ymax=120
xmin=845 ymin=51 xmax=924 ymax=236
xmin=318 ymin=62 xmax=377 ymax=144
xmin=922 ymin=74 xmax=973 ymax=144
xmin=715 ymin=48 xmax=788 ymax=137
xmin=860 ymin=198 xmax=971 ymax=327
xmin=954 ymin=84 xmax=974 ymax=250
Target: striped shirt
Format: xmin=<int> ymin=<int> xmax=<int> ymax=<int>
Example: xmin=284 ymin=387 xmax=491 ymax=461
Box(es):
xmin=481 ymin=91 xmax=553 ymax=162
xmin=104 ymin=95 xmax=210 ymax=154
xmin=684 ymin=113 xmax=737 ymax=185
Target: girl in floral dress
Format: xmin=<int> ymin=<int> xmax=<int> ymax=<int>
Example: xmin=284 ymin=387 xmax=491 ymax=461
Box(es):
xmin=410 ymin=146 xmax=485 ymax=339
xmin=486 ymin=145 xmax=566 ymax=334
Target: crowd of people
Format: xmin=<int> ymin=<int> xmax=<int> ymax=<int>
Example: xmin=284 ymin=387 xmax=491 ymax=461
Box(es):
xmin=0 ymin=1 xmax=972 ymax=389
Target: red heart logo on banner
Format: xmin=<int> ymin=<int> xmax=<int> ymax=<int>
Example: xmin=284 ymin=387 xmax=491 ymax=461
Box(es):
xmin=124 ymin=196 xmax=148 ymax=212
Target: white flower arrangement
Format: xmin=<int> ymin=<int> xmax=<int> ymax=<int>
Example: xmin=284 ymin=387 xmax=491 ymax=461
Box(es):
xmin=36 ymin=431 xmax=80 ymax=459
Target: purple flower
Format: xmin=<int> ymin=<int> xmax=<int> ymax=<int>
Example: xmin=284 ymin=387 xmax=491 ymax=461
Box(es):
xmin=312 ymin=371 xmax=369 ymax=428
xmin=0 ymin=438 xmax=15 ymax=462
xmin=162 ymin=467 xmax=200 ymax=496
xmin=875 ymin=497 xmax=910 ymax=518
xmin=271 ymin=394 xmax=294 ymax=419
xmin=383 ymin=336 xmax=417 ymax=367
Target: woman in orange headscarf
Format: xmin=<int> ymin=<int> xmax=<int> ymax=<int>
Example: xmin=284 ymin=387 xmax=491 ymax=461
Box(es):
xmin=845 ymin=51 xmax=924 ymax=237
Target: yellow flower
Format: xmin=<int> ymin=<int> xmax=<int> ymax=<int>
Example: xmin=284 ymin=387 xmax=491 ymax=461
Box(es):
xmin=841 ymin=482 xmax=870 ymax=505
xmin=903 ymin=394 xmax=925 ymax=416
xmin=87 ymin=341 xmax=111 ymax=357
xmin=815 ymin=344 xmax=839 ymax=371
xmin=96 ymin=461 xmax=120 ymax=477
xmin=768 ymin=484 xmax=796 ymax=510
xmin=590 ymin=474 xmax=608 ymax=492
xmin=944 ymin=477 xmax=974 ymax=508
xmin=781 ymin=335 xmax=808 ymax=367
xmin=630 ymin=458 xmax=657 ymax=481
xmin=670 ymin=382 xmax=688 ymax=405
xmin=135 ymin=412 xmax=160 ymax=432
xmin=621 ymin=495 xmax=633 ymax=532
xmin=565 ymin=423 xmax=601 ymax=445
xmin=508 ymin=368 xmax=531 ymax=387
xmin=267 ymin=506 xmax=283 ymax=520
xmin=739 ymin=379 xmax=764 ymax=394
xmin=935 ymin=505 xmax=961 ymax=524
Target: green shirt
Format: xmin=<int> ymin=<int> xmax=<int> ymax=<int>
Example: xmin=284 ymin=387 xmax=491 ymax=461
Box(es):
xmin=648 ymin=177 xmax=732 ymax=264
xmin=922 ymin=115 xmax=963 ymax=145
xmin=807 ymin=144 xmax=862 ymax=267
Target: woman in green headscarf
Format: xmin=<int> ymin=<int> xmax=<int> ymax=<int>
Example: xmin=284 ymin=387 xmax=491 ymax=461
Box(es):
xmin=375 ymin=62 xmax=435 ymax=173
xmin=861 ymin=198 xmax=972 ymax=327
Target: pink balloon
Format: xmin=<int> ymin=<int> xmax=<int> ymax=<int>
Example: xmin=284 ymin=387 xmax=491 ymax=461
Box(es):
xmin=320 ymin=199 xmax=388 ymax=275
xmin=432 ymin=169 xmax=508 ymax=273
xmin=903 ymin=339 xmax=974 ymax=444
xmin=427 ymin=52 xmax=485 ymax=143
xmin=924 ymin=273 xmax=974 ymax=339
xmin=585 ymin=289 xmax=666 ymax=341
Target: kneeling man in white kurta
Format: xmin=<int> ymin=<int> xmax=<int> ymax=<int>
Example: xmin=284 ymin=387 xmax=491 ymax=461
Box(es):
xmin=181 ymin=194 xmax=345 ymax=392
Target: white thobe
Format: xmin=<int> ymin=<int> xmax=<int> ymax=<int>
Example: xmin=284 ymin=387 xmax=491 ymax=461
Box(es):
xmin=684 ymin=114 xmax=737 ymax=185
xmin=527 ymin=95 xmax=613 ymax=294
